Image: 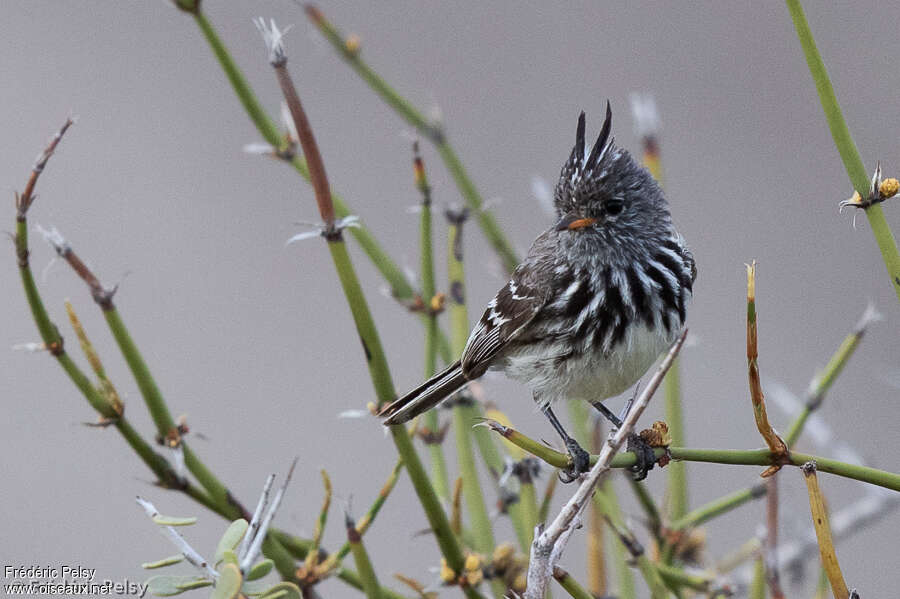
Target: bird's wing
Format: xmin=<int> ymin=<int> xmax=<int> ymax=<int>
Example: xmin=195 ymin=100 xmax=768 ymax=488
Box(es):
xmin=460 ymin=270 xmax=546 ymax=378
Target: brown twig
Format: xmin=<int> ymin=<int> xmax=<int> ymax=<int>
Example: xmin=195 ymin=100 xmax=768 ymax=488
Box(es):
xmin=16 ymin=118 xmax=74 ymax=219
xmin=255 ymin=18 xmax=335 ymax=234
xmin=746 ymin=261 xmax=789 ymax=476
xmin=37 ymin=227 xmax=116 ymax=309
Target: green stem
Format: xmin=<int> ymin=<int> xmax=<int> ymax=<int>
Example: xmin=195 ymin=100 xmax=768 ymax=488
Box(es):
xmin=508 ymin=504 xmax=532 ymax=557
xmin=454 ymin=406 xmax=496 ymax=554
xmin=327 ymin=241 xmax=398 ymax=407
xmin=537 ymin=475 xmax=557 ymax=525
xmin=664 ymin=359 xmax=688 ymax=521
xmin=260 ymin=535 xmax=303 ymax=582
xmin=567 ymin=402 xmax=613 ymax=593
xmin=518 ymin=476 xmax=539 ymax=551
xmin=333 ymin=460 xmax=403 ymax=562
xmin=489 ymin=420 xmax=900 ymax=492
xmin=193 ymin=9 xmax=452 ymax=363
xmin=347 ymin=525 xmax=383 ymax=599
xmin=101 ymin=308 xmax=174 ymax=435
xmin=671 ymin=447 xmax=900 ymax=492
xmin=305 ymin=6 xmax=519 ymax=273
xmin=391 ymin=427 xmax=483 ymax=599
xmin=16 ymin=116 xmax=299 ymax=594
xmin=273 ymin=532 xmax=411 ymax=599
xmin=671 ymin=484 xmax=767 ymax=531
xmin=814 ymin=566 xmax=830 ymax=599
xmin=443 ymin=208 xmax=498 ymax=567
xmin=194 ymin=11 xmax=280 ymax=143
xmin=446 ymin=213 xmax=470 ymax=356
xmin=447 ymin=214 xmax=516 ymax=548
xmin=552 ymin=568 xmax=594 ymax=599
xmin=266 ymin=41 xmax=480 ymax=591
xmin=787 ymin=0 xmax=900 ymax=302
xmin=598 ymin=480 xmax=635 ymax=599
xmin=455 ymin=409 xmax=504 ymax=599
xmin=594 ymin=488 xmax=665 ymax=599
xmin=656 ymin=563 xmax=713 ymax=593
xmin=670 ymin=310 xmax=870 ymax=533
xmin=784 ymin=309 xmax=870 ymax=446
xmin=434 ymin=144 xmax=519 ymax=272
xmin=102 ymin=307 xmax=237 ymax=516
xmin=416 ymin=155 xmax=450 ymax=499
xmin=18 ymin=215 xmax=306 ymax=571
xmin=626 ymin=477 xmax=664 ymax=545
xmin=16 ymin=220 xmax=195 ymax=492
xmin=336 ymin=568 xmax=407 ymax=599
xmin=749 ymin=555 xmax=766 ymax=599
xmin=327 ymin=240 xmax=480 ymax=596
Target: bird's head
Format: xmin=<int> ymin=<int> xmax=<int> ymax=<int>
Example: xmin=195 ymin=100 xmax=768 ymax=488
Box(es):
xmin=553 ymin=103 xmax=671 ymax=248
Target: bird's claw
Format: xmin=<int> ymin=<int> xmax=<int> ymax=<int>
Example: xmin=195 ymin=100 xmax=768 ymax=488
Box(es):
xmin=627 ymin=432 xmax=657 ymax=481
xmin=558 ymin=437 xmax=591 ymax=483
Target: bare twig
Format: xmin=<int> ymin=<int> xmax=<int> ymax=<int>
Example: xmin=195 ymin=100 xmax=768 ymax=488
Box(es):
xmin=522 ymin=331 xmax=687 ymax=599
xmin=240 ymin=459 xmax=297 ymax=573
xmin=237 ymin=474 xmax=276 ymax=562
xmin=254 ymin=17 xmax=335 ymax=233
xmin=802 ymin=462 xmax=853 ymax=599
xmin=36 ymin=225 xmax=117 ymax=309
xmin=746 ymin=261 xmax=789 ymax=476
xmin=16 ymin=117 xmax=74 ymax=219
xmin=135 ymin=496 xmax=217 ymax=579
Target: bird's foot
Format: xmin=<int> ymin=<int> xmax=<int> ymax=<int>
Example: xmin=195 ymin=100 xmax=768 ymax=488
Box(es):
xmin=558 ymin=436 xmax=591 ymax=483
xmin=626 ymin=432 xmax=657 ymax=481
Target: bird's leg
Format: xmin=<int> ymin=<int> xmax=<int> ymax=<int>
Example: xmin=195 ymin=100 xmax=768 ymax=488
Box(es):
xmin=540 ymin=403 xmax=590 ymax=483
xmin=618 ymin=382 xmax=639 ymax=422
xmin=592 ymin=383 xmax=656 ymax=481
xmin=626 ymin=433 xmax=657 ymax=481
xmin=590 ymin=400 xmax=623 ymax=429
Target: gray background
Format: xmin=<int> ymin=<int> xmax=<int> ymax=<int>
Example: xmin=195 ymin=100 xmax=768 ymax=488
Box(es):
xmin=3 ymin=1 xmax=899 ymax=596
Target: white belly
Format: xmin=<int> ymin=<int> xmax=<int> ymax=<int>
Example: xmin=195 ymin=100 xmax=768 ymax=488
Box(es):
xmin=498 ymin=322 xmax=673 ymax=406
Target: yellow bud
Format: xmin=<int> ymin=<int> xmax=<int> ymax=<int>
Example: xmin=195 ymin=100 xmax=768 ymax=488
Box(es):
xmin=492 ymin=543 xmax=515 ymax=568
xmin=464 ymin=553 xmax=482 ymax=571
xmin=439 ymin=559 xmax=455 ymax=583
xmin=513 ymin=573 xmax=527 ymax=592
xmin=345 ymin=34 xmax=362 ymax=55
xmin=430 ymin=293 xmax=446 ymax=312
xmin=846 ymin=190 xmax=863 ymax=206
xmin=879 ymin=177 xmax=899 ymax=199
xmin=464 ymin=568 xmax=483 ymax=586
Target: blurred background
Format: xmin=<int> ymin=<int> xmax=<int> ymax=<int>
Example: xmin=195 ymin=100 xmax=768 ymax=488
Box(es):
xmin=2 ymin=1 xmax=899 ymax=596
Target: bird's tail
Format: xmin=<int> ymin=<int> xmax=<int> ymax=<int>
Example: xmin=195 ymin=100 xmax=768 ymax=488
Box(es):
xmin=380 ymin=360 xmax=468 ymax=425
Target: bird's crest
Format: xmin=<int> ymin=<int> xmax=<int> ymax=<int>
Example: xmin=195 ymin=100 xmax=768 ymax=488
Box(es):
xmin=556 ymin=101 xmax=615 ymax=213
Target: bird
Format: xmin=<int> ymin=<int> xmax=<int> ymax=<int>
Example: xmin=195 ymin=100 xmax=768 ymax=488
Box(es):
xmin=380 ymin=102 xmax=695 ymax=481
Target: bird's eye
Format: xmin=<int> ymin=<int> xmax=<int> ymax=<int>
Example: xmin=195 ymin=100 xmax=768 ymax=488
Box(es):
xmin=605 ymin=197 xmax=624 ymax=216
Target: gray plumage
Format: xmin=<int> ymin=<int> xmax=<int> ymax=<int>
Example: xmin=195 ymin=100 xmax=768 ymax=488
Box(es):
xmin=381 ymin=104 xmax=695 ymax=425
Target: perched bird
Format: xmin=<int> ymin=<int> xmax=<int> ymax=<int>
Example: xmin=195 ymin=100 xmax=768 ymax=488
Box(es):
xmin=380 ymin=103 xmax=695 ymax=480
